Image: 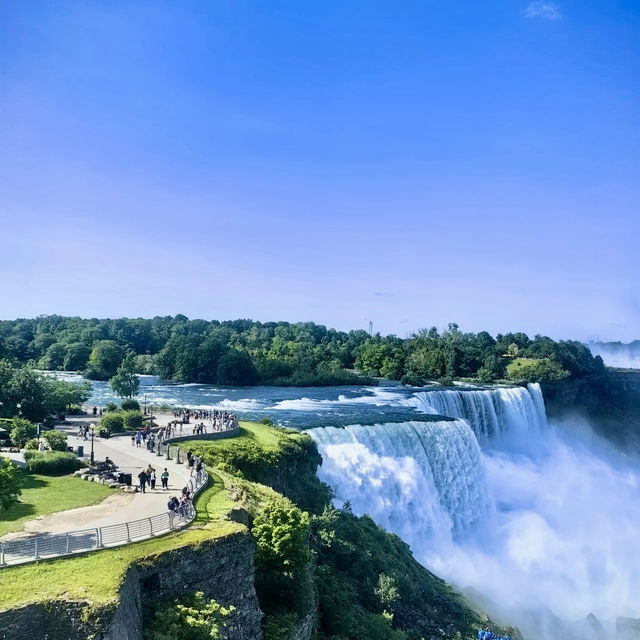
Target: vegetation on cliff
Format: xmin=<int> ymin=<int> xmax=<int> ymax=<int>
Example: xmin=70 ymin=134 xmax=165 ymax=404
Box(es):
xmin=190 ymin=421 xmax=496 ymax=640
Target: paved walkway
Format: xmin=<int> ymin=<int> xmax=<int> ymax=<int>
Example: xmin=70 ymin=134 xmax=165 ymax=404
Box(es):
xmin=0 ymin=415 xmax=193 ymax=542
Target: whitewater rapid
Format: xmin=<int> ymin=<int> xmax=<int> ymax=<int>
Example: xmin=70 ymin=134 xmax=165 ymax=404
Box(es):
xmin=309 ymin=383 xmax=640 ymax=639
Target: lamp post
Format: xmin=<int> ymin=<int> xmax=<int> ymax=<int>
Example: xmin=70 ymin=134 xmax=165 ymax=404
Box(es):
xmin=90 ymin=425 xmax=95 ymax=465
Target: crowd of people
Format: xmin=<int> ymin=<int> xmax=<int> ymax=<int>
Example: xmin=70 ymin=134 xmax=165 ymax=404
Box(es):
xmin=478 ymin=630 xmax=511 ymax=640
xmin=168 ymin=408 xmax=239 ymax=434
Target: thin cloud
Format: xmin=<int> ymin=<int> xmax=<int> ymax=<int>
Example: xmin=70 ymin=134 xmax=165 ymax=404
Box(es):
xmin=526 ymin=1 xmax=562 ymax=20
xmin=374 ymin=292 xmax=394 ymax=297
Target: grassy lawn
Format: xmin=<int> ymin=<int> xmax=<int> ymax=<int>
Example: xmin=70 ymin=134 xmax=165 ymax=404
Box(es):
xmin=0 ymin=471 xmax=242 ymax=610
xmin=0 ymin=472 xmax=113 ymax=537
xmin=188 ymin=420 xmax=297 ymax=452
xmin=506 ymin=357 xmax=543 ymax=377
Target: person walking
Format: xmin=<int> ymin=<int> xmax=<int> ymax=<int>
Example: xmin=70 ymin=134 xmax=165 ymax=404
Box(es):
xmin=150 ymin=469 xmax=156 ymax=490
xmin=138 ymin=469 xmax=147 ymax=493
xmin=161 ymin=468 xmax=169 ymax=490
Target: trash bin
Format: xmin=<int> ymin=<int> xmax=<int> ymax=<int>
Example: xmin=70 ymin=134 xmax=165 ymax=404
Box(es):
xmin=76 ymin=445 xmax=84 ymax=457
xmin=118 ymin=472 xmax=132 ymax=486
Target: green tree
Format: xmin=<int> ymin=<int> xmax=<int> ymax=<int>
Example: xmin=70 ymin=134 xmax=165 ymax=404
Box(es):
xmin=122 ymin=410 xmax=144 ymax=430
xmin=85 ymin=340 xmax=124 ymax=380
xmin=101 ymin=412 xmax=125 ymax=433
xmin=109 ymin=351 xmax=140 ymax=398
xmin=0 ymin=456 xmax=21 ymax=511
xmin=145 ymin=592 xmax=234 ymax=640
xmin=63 ymin=343 xmax=91 ymax=371
xmin=41 ymin=429 xmax=68 ymax=451
xmin=10 ymin=418 xmax=37 ymax=448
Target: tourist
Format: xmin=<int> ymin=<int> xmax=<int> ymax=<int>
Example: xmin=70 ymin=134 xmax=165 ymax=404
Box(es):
xmin=138 ymin=469 xmax=147 ymax=493
xmin=131 ymin=433 xmax=135 ymax=446
xmin=196 ymin=457 xmax=203 ymax=483
xmin=150 ymin=468 xmax=156 ymax=490
xmin=161 ymin=468 xmax=169 ymax=490
xmin=146 ymin=464 xmax=154 ymax=487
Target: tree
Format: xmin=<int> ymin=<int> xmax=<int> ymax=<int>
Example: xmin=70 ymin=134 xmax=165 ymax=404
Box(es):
xmin=146 ymin=592 xmax=235 ymax=640
xmin=101 ymin=412 xmax=125 ymax=433
xmin=216 ymin=350 xmax=258 ymax=385
xmin=253 ymin=499 xmax=310 ymax=575
xmin=63 ymin=343 xmax=91 ymax=371
xmin=85 ymin=340 xmax=124 ymax=380
xmin=41 ymin=429 xmax=68 ymax=451
xmin=0 ymin=456 xmax=21 ymax=511
xmin=109 ymin=351 xmax=140 ymax=398
xmin=10 ymin=418 xmax=37 ymax=448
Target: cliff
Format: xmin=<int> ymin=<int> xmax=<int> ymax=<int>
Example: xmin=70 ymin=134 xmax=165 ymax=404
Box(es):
xmin=0 ymin=531 xmax=262 ymax=640
xmin=542 ymin=369 xmax=640 ymax=451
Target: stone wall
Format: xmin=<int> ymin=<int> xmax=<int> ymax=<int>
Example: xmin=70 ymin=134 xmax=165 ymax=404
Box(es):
xmin=0 ymin=531 xmax=263 ymax=640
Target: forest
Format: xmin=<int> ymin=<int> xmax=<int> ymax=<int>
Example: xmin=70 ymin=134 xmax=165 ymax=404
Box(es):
xmin=0 ymin=316 xmax=605 ymax=387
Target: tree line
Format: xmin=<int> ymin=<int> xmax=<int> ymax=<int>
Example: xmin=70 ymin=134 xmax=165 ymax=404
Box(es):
xmin=0 ymin=316 xmax=605 ymax=387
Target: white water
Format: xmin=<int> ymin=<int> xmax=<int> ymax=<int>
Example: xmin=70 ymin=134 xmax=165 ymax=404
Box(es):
xmin=414 ymin=383 xmax=548 ymax=439
xmin=309 ymin=385 xmax=640 ymax=639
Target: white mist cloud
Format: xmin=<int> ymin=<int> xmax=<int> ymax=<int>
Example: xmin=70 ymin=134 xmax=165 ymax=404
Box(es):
xmin=526 ymin=1 xmax=562 ymax=20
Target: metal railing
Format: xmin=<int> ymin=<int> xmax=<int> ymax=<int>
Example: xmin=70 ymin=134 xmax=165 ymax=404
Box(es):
xmin=0 ymin=444 xmax=209 ymax=568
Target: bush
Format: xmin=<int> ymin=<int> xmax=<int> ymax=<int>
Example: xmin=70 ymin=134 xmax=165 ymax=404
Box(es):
xmin=24 ymin=451 xmax=83 ymax=475
xmin=10 ymin=418 xmax=37 ymax=448
xmin=24 ymin=438 xmax=39 ymax=450
xmin=121 ymin=398 xmax=140 ymax=411
xmin=101 ymin=412 xmax=124 ymax=433
xmin=0 ymin=456 xmax=21 ymax=511
xmin=104 ymin=402 xmax=118 ymax=413
xmin=145 ymin=591 xmax=235 ymax=640
xmin=42 ymin=429 xmax=68 ymax=451
xmin=122 ymin=410 xmax=144 ymax=431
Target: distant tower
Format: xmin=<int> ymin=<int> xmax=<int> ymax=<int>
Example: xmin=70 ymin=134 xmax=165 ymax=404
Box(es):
xmin=369 ymin=321 xmax=373 ymax=336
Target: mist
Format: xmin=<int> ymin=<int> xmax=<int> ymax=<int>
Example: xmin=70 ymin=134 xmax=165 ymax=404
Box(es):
xmin=310 ymin=395 xmax=640 ymax=639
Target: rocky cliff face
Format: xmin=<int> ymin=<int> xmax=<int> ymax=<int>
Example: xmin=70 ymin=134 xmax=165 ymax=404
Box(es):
xmin=542 ymin=370 xmax=640 ymax=451
xmin=0 ymin=531 xmax=263 ymax=640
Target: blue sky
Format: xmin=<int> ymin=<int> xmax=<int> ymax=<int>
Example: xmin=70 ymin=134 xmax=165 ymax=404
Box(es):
xmin=1 ymin=1 xmax=638 ymax=340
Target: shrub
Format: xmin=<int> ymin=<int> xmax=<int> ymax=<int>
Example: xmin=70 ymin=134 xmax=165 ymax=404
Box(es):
xmin=101 ymin=412 xmax=124 ymax=433
xmin=146 ymin=591 xmax=235 ymax=640
xmin=24 ymin=438 xmax=40 ymax=450
xmin=0 ymin=456 xmax=21 ymax=511
xmin=42 ymin=429 xmax=68 ymax=451
xmin=121 ymin=398 xmax=140 ymax=411
xmin=10 ymin=418 xmax=37 ymax=448
xmin=104 ymin=402 xmax=118 ymax=413
xmin=24 ymin=451 xmax=83 ymax=475
xmin=122 ymin=410 xmax=144 ymax=431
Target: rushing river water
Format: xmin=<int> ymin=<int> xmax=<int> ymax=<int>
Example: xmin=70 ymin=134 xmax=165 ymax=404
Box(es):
xmin=59 ymin=372 xmax=640 ymax=639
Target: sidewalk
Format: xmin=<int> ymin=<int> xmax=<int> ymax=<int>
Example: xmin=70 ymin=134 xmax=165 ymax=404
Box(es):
xmin=0 ymin=415 xmax=193 ymax=542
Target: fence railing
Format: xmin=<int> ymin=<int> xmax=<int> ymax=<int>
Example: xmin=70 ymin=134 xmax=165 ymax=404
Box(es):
xmin=0 ymin=443 xmax=209 ymax=568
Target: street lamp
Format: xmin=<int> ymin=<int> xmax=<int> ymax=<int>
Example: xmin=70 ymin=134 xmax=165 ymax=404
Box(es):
xmin=90 ymin=425 xmax=95 ymax=465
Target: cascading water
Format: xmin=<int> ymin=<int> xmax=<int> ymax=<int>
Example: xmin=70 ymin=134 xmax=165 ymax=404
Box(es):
xmin=310 ymin=419 xmax=492 ymax=544
xmin=309 ymin=384 xmax=640 ymax=639
xmin=414 ymin=383 xmax=547 ymax=438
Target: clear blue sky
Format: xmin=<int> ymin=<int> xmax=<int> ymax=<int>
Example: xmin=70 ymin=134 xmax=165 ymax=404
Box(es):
xmin=1 ymin=1 xmax=638 ymax=340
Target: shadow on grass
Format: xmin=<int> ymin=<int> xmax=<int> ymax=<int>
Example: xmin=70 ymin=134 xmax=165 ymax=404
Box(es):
xmin=0 ymin=472 xmax=47 ymax=525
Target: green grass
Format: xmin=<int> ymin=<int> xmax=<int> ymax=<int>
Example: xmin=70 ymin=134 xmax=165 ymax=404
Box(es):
xmin=0 ymin=472 xmax=113 ymax=537
xmin=188 ymin=420 xmax=299 ymax=452
xmin=0 ymin=471 xmax=243 ymax=610
xmin=506 ymin=357 xmax=543 ymax=376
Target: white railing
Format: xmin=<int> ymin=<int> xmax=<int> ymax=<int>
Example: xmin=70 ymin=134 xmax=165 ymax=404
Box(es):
xmin=0 ymin=445 xmax=209 ymax=568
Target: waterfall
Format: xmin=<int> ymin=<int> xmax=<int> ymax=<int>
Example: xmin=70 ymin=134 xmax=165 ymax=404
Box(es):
xmin=414 ymin=383 xmax=548 ymax=438
xmin=309 ymin=419 xmax=492 ymax=546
